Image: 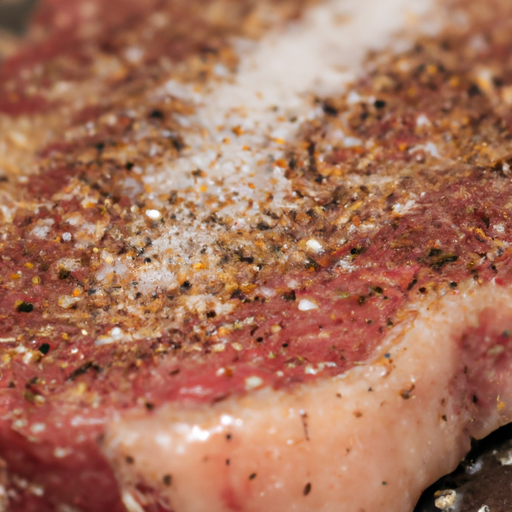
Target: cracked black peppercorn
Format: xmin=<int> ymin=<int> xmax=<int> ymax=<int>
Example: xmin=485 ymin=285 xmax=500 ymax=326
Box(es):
xmin=17 ymin=302 xmax=33 ymax=313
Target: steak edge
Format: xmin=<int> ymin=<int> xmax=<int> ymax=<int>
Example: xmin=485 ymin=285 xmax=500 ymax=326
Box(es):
xmin=105 ymin=281 xmax=512 ymax=512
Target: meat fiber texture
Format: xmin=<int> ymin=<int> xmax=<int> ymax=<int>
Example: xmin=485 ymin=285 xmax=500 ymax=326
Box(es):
xmin=1 ymin=0 xmax=512 ymax=511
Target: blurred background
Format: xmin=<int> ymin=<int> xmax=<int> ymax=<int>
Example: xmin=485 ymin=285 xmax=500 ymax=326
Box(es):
xmin=0 ymin=0 xmax=37 ymax=34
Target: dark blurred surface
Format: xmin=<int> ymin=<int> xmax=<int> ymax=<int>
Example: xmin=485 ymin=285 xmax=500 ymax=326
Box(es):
xmin=0 ymin=0 xmax=38 ymax=35
xmin=414 ymin=423 xmax=512 ymax=512
xmin=1 ymin=1 xmax=512 ymax=510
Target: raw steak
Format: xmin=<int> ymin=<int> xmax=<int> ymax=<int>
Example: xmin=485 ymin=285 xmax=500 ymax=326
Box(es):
xmin=2 ymin=0 xmax=512 ymax=511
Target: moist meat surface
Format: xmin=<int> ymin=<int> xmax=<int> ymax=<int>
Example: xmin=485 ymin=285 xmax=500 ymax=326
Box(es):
xmin=2 ymin=0 xmax=512 ymax=511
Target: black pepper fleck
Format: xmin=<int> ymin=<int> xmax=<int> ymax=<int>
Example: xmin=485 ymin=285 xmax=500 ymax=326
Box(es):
xmin=256 ymin=222 xmax=270 ymax=231
xmin=38 ymin=343 xmax=50 ymax=355
xmin=58 ymin=268 xmax=71 ymax=280
xmin=322 ymin=101 xmax=338 ymax=116
xmin=400 ymin=384 xmax=415 ymax=399
xmin=407 ymin=278 xmax=417 ymax=291
xmin=149 ymin=109 xmax=164 ymax=120
xmin=282 ymin=290 xmax=296 ymax=301
xmin=17 ymin=301 xmax=34 ymax=313
xmin=67 ymin=361 xmax=101 ymax=380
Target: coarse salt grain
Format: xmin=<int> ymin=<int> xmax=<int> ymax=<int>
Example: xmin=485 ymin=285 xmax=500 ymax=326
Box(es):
xmin=347 ymin=90 xmax=361 ymax=104
xmin=298 ymin=299 xmax=318 ymax=311
xmin=23 ymin=352 xmax=34 ymax=364
xmin=54 ymin=447 xmax=70 ymax=458
xmin=110 ymin=327 xmax=123 ymax=337
xmin=343 ymin=136 xmax=362 ymax=148
xmin=145 ymin=209 xmax=162 ymax=220
xmin=245 ymin=376 xmax=264 ymax=390
xmin=31 ymin=423 xmax=46 ymax=434
xmin=124 ymin=47 xmax=144 ymax=64
xmin=58 ymin=296 xmax=81 ymax=309
xmin=416 ymin=114 xmax=430 ymax=127
xmin=122 ymin=491 xmax=145 ymax=512
xmin=305 ymin=365 xmax=317 ymax=375
xmin=306 ymin=239 xmax=323 ymax=253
